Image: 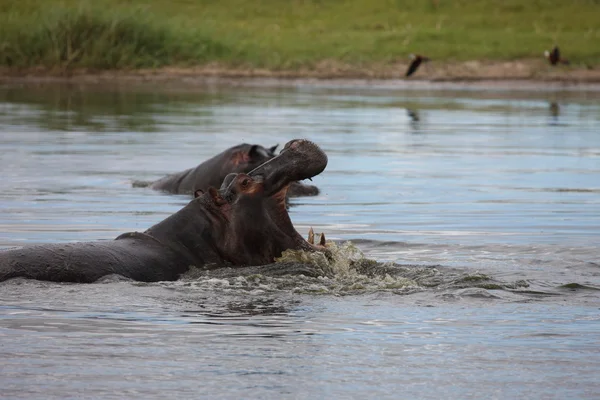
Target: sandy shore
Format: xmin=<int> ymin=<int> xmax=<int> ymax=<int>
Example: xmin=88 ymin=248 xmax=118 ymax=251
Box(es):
xmin=1 ymin=60 xmax=599 ymax=88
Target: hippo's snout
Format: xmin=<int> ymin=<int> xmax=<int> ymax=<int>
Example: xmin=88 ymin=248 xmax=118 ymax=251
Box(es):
xmin=248 ymin=139 xmax=327 ymax=195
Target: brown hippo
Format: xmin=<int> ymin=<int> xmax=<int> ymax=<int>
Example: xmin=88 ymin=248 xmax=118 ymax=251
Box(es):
xmin=0 ymin=139 xmax=327 ymax=283
xmin=140 ymin=143 xmax=319 ymax=198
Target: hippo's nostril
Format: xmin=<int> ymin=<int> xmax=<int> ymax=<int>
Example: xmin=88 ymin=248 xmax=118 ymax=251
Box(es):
xmin=284 ymin=139 xmax=304 ymax=150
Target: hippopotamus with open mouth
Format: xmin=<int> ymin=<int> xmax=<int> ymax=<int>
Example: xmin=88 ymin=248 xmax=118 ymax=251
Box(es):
xmin=141 ymin=143 xmax=320 ymax=198
xmin=0 ymin=139 xmax=327 ymax=283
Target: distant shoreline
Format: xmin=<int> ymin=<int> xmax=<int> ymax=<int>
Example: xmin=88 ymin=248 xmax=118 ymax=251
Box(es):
xmin=1 ymin=60 xmax=599 ymax=87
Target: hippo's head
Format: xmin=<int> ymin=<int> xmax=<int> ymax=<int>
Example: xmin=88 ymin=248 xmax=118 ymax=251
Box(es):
xmin=219 ymin=143 xmax=320 ymax=198
xmin=248 ymin=139 xmax=327 ymax=196
xmin=212 ymin=139 xmax=328 ymax=265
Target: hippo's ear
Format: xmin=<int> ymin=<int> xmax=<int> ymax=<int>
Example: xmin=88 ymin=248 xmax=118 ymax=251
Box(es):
xmin=194 ymin=189 xmax=204 ymax=198
xmin=208 ymin=186 xmax=226 ymax=206
xmin=248 ymin=145 xmax=270 ymax=159
xmin=269 ymin=144 xmax=279 ymax=155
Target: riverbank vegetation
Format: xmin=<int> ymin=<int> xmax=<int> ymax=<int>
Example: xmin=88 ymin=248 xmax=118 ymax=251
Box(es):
xmin=1 ymin=0 xmax=599 ymax=71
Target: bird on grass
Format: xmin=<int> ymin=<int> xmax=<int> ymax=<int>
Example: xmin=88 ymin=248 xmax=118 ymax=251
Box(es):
xmin=544 ymin=46 xmax=570 ymax=66
xmin=405 ymin=54 xmax=430 ymax=77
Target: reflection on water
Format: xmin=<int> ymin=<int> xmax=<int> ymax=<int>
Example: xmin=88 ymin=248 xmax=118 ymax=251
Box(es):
xmin=549 ymin=101 xmax=560 ymax=117
xmin=406 ymin=108 xmax=421 ymax=133
xmin=0 ymin=84 xmax=231 ymax=132
xmin=547 ymin=100 xmax=562 ymax=127
xmin=1 ymin=81 xmax=600 ymax=399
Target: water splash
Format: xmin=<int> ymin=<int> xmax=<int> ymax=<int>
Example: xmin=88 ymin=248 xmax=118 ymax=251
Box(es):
xmin=173 ymin=241 xmax=530 ymax=297
xmin=275 ymin=240 xmax=366 ymax=277
xmin=248 ymin=241 xmax=420 ymax=294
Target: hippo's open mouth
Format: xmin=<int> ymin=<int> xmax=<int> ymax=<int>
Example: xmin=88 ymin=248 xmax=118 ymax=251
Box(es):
xmin=219 ymin=139 xmax=328 ymax=262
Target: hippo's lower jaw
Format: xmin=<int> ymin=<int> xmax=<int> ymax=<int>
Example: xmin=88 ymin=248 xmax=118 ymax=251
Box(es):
xmin=288 ymin=181 xmax=319 ymax=197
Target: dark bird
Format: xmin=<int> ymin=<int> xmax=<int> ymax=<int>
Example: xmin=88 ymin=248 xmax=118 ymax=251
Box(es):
xmin=544 ymin=46 xmax=570 ymax=66
xmin=405 ymin=54 xmax=430 ymax=77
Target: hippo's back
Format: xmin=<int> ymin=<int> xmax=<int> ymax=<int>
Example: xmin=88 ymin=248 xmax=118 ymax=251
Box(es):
xmin=0 ymin=236 xmax=186 ymax=283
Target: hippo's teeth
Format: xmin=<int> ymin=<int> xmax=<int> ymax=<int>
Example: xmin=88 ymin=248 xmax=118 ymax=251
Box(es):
xmin=319 ymin=233 xmax=326 ymax=246
xmin=308 ymin=227 xmax=315 ymax=244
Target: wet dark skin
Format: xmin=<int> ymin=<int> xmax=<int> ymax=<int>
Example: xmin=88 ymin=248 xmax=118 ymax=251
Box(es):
xmin=146 ymin=143 xmax=319 ymax=198
xmin=0 ymin=139 xmax=328 ymax=283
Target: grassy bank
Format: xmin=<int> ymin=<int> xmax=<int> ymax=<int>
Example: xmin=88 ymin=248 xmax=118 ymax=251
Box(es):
xmin=1 ymin=0 xmax=600 ymax=71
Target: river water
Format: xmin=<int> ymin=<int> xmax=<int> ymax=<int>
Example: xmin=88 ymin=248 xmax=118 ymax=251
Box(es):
xmin=0 ymin=80 xmax=599 ymax=399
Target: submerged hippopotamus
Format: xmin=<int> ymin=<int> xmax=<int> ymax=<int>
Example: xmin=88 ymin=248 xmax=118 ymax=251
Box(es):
xmin=0 ymin=139 xmax=327 ymax=283
xmin=140 ymin=143 xmax=319 ymax=198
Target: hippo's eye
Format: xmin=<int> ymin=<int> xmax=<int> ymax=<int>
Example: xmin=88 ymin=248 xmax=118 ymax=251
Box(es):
xmin=241 ymin=178 xmax=250 ymax=188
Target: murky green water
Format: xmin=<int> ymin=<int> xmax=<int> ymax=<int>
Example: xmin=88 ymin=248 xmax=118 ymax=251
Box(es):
xmin=1 ymin=81 xmax=599 ymax=399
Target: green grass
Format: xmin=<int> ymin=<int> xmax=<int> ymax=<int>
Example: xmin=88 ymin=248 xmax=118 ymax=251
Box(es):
xmin=1 ymin=0 xmax=600 ymax=70
xmin=0 ymin=2 xmax=233 ymax=68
